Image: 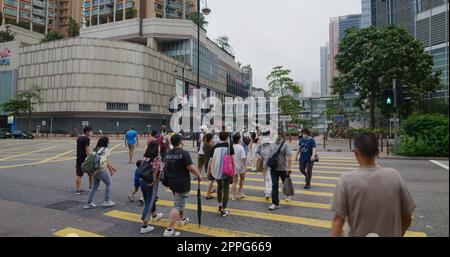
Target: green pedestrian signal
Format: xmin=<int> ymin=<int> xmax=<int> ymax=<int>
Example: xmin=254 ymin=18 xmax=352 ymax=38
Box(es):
xmin=386 ymin=97 xmax=392 ymax=105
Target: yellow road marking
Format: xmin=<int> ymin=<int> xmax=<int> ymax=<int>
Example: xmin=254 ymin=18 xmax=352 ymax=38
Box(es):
xmin=195 ymin=181 xmax=333 ymax=197
xmin=246 ymin=172 xmax=340 ymax=181
xmin=0 ymin=143 xmax=50 ymax=154
xmin=38 ymin=149 xmax=76 ymax=164
xmin=244 ymin=177 xmax=336 ymax=188
xmin=0 ymin=145 xmax=58 ymax=161
xmin=104 ymin=210 xmax=265 ymax=237
xmin=155 ymin=200 xmax=426 ymax=237
xmin=184 ymin=190 xmax=330 ymax=210
xmin=109 ymin=143 xmax=123 ymax=154
xmin=53 ymin=227 xmax=104 ymax=237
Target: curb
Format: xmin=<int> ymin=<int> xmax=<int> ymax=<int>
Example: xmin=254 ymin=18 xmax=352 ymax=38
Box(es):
xmin=378 ymin=156 xmax=449 ymax=161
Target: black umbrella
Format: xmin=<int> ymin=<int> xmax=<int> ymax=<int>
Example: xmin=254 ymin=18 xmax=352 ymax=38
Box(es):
xmin=197 ymin=178 xmax=202 ymax=228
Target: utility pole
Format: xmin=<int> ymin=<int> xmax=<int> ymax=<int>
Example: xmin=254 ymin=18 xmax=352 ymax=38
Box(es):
xmin=393 ymin=79 xmax=399 ymax=146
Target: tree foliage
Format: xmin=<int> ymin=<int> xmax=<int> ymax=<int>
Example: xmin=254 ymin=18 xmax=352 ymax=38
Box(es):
xmin=331 ymin=26 xmax=441 ymax=128
xmin=41 ymin=30 xmax=64 ymax=42
xmin=266 ymin=66 xmax=303 ymax=124
xmin=0 ymin=25 xmax=15 ymax=43
xmin=215 ymin=36 xmax=234 ymax=55
xmin=66 ymin=18 xmax=80 ymax=37
xmin=189 ymin=11 xmax=208 ymax=29
xmin=126 ymin=8 xmax=137 ymax=19
xmin=1 ymin=84 xmax=44 ymax=132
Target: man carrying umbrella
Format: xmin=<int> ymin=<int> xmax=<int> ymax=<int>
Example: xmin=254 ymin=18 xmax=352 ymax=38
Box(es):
xmin=163 ymin=134 xmax=202 ymax=237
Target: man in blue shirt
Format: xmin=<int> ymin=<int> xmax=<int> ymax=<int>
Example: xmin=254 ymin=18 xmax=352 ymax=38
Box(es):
xmin=295 ymin=128 xmax=317 ymax=189
xmin=125 ymin=126 xmax=139 ymax=164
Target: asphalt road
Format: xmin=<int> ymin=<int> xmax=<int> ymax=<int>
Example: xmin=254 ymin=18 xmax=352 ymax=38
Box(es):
xmin=0 ymin=138 xmax=447 ymax=237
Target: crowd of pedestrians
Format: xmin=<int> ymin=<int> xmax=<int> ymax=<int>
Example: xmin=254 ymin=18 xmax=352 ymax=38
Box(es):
xmin=73 ymin=125 xmax=416 ymax=237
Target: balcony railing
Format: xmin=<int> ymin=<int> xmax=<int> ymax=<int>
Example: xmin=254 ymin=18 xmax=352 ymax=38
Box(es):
xmin=33 ymin=8 xmax=45 ymax=16
xmin=33 ymin=0 xmax=45 ymax=8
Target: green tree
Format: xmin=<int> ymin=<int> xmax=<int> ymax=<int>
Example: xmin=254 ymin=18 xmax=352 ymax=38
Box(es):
xmin=2 ymin=84 xmax=44 ymax=132
xmin=266 ymin=66 xmax=303 ymax=124
xmin=0 ymin=25 xmax=15 ymax=42
xmin=126 ymin=8 xmax=137 ymax=19
xmin=66 ymin=18 xmax=80 ymax=37
xmin=41 ymin=31 xmax=64 ymax=42
xmin=188 ymin=11 xmax=208 ymax=29
xmin=332 ymin=26 xmax=440 ymax=128
xmin=215 ymin=36 xmax=234 ymax=55
xmin=116 ymin=10 xmax=123 ymax=21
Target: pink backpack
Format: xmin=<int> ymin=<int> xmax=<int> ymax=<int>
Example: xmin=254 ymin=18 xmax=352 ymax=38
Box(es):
xmin=222 ymin=152 xmax=235 ymax=177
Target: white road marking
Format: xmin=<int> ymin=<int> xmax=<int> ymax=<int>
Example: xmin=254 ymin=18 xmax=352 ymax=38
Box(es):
xmin=430 ymin=160 xmax=449 ymax=170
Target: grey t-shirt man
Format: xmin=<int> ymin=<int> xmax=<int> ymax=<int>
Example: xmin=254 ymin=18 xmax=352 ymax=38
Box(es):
xmin=269 ymin=140 xmax=292 ymax=171
xmin=331 ymin=166 xmax=416 ymax=237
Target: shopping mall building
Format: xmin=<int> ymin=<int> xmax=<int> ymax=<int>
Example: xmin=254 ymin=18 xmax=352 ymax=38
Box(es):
xmin=0 ymin=18 xmax=252 ymax=133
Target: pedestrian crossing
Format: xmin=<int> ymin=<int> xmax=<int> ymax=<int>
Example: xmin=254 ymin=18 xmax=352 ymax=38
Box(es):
xmin=52 ymin=155 xmax=427 ymax=238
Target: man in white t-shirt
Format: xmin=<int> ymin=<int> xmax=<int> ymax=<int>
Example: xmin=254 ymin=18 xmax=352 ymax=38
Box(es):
xmin=231 ymin=133 xmax=247 ymax=201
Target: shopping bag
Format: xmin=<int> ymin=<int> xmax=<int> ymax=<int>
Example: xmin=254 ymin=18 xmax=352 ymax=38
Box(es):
xmin=282 ymin=176 xmax=295 ymax=196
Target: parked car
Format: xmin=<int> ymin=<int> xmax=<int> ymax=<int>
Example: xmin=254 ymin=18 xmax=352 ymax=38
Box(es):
xmin=0 ymin=128 xmax=11 ymax=139
xmin=10 ymin=130 xmax=34 ymax=139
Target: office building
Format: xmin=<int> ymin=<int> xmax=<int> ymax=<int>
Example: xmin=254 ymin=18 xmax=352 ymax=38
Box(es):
xmin=370 ymin=0 xmax=449 ymax=100
xmin=320 ymin=44 xmax=329 ymax=97
xmin=328 ymin=17 xmax=339 ymax=80
xmin=361 ymin=0 xmax=374 ymax=27
xmin=81 ymin=0 xmax=196 ymax=27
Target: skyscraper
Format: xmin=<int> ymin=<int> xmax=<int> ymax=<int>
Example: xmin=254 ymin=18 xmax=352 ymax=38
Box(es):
xmin=328 ymin=14 xmax=362 ymax=82
xmin=320 ymin=44 xmax=329 ymax=97
xmin=370 ymin=0 xmax=449 ymax=100
xmin=361 ymin=0 xmax=373 ymax=27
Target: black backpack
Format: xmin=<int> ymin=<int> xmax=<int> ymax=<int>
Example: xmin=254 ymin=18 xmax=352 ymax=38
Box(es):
xmin=138 ymin=161 xmax=154 ymax=184
xmin=267 ymin=141 xmax=285 ymax=171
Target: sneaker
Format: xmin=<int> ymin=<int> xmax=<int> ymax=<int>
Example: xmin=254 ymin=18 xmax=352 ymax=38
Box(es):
xmin=75 ymin=190 xmax=86 ymax=195
xmin=138 ymin=198 xmax=145 ymax=206
xmin=304 ymin=184 xmax=311 ymax=190
xmin=150 ymin=213 xmax=163 ymax=222
xmin=128 ymin=195 xmax=134 ymax=202
xmin=285 ymin=196 xmax=291 ymax=202
xmin=221 ymin=210 xmax=231 ymax=217
xmin=238 ymin=193 xmax=246 ymax=199
xmin=264 ymin=194 xmax=270 ymax=201
xmin=140 ymin=226 xmax=155 ymax=234
xmin=83 ymin=203 xmax=96 ymax=209
xmin=178 ymin=217 xmax=190 ymax=226
xmin=102 ymin=201 xmax=115 ymax=208
xmin=268 ymin=204 xmax=279 ymax=211
xmin=163 ymin=229 xmax=181 ymax=237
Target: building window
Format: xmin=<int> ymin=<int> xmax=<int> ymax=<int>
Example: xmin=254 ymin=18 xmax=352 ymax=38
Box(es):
xmin=139 ymin=104 xmax=152 ymax=112
xmin=106 ymin=102 xmax=128 ymax=111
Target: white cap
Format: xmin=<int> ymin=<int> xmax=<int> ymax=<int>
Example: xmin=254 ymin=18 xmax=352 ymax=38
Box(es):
xmin=200 ymin=125 xmax=208 ymax=131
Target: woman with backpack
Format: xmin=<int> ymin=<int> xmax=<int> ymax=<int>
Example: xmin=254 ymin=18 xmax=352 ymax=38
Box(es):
xmin=207 ymin=132 xmax=234 ymax=217
xmin=84 ymin=136 xmax=117 ymax=209
xmin=256 ymin=130 xmax=273 ymax=200
xmin=295 ymin=128 xmax=317 ymax=190
xmin=139 ymin=140 xmax=164 ymax=234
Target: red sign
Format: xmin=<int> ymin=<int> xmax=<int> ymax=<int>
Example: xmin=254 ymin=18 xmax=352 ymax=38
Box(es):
xmin=0 ymin=48 xmax=10 ymax=58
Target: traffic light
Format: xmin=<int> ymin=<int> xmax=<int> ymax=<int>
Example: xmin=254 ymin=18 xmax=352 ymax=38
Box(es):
xmin=384 ymin=90 xmax=394 ymax=106
xmin=397 ymin=84 xmax=411 ymax=103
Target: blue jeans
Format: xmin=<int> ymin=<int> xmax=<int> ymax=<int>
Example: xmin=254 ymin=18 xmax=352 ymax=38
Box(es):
xmin=87 ymin=170 xmax=112 ymax=204
xmin=270 ymin=170 xmax=288 ymax=206
xmin=141 ymin=181 xmax=159 ymax=221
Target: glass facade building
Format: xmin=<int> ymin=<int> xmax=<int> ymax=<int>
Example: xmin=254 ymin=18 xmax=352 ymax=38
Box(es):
xmin=338 ymin=14 xmax=362 ymax=40
xmin=0 ymin=70 xmax=15 ymax=115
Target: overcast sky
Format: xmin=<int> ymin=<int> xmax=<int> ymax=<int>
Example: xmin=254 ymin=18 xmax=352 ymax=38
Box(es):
xmin=205 ymin=0 xmax=362 ymax=95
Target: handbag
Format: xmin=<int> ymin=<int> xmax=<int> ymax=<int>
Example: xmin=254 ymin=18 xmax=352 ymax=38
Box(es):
xmin=255 ymin=158 xmax=264 ymax=172
xmin=160 ymin=160 xmax=169 ymax=187
xmin=282 ymin=176 xmax=295 ymax=196
xmin=267 ymin=141 xmax=285 ymax=171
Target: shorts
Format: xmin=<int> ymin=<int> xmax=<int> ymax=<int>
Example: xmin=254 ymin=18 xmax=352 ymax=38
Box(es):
xmin=128 ymin=144 xmax=136 ymax=151
xmin=76 ymin=162 xmax=84 ymax=177
xmin=133 ymin=170 xmax=140 ymax=188
xmin=198 ymin=154 xmax=206 ymax=173
xmin=173 ymin=192 xmax=189 ymax=211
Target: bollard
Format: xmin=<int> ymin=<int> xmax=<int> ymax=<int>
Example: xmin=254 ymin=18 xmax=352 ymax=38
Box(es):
xmin=323 ymin=136 xmax=326 ymax=150
xmin=380 ymin=135 xmax=384 ymax=153
xmin=289 ymin=134 xmax=292 ymax=143
xmin=349 ymin=137 xmax=352 ymax=150
xmin=386 ymin=134 xmax=390 ymax=155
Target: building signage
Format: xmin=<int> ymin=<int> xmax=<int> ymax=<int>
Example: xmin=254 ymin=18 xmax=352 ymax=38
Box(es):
xmin=7 ymin=115 xmax=14 ymax=124
xmin=0 ymin=48 xmax=11 ymax=66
